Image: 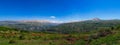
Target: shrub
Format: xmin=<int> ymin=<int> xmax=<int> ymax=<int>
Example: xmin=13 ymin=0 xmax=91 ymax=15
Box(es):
xmin=9 ymin=40 xmax=16 ymax=44
xmin=19 ymin=35 xmax=25 ymax=40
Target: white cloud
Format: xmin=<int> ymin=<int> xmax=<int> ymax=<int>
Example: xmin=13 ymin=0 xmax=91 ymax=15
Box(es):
xmin=50 ymin=16 xmax=56 ymax=19
xmin=50 ymin=20 xmax=63 ymax=23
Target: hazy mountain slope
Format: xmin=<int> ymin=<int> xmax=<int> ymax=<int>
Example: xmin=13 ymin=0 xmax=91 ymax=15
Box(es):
xmin=0 ymin=20 xmax=120 ymax=33
xmin=46 ymin=20 xmax=120 ymax=33
xmin=0 ymin=21 xmax=58 ymax=31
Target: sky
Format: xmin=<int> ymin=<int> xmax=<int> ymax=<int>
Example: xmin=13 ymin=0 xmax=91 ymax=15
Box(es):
xmin=0 ymin=0 xmax=120 ymax=22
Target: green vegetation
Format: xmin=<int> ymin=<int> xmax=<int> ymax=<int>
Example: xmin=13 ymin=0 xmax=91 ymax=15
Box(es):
xmin=0 ymin=20 xmax=120 ymax=45
xmin=0 ymin=25 xmax=120 ymax=45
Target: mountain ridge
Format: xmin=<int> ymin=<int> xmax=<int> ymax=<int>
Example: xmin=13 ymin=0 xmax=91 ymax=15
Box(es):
xmin=0 ymin=19 xmax=120 ymax=33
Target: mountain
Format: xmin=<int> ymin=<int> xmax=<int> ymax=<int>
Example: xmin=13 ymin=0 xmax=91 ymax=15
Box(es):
xmin=46 ymin=19 xmax=120 ymax=33
xmin=0 ymin=19 xmax=120 ymax=33
xmin=0 ymin=20 xmax=59 ymax=31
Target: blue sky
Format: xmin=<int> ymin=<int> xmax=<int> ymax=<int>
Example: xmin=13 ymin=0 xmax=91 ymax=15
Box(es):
xmin=0 ymin=0 xmax=120 ymax=22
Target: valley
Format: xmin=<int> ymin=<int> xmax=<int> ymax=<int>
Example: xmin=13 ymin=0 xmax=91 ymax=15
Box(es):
xmin=0 ymin=19 xmax=120 ymax=45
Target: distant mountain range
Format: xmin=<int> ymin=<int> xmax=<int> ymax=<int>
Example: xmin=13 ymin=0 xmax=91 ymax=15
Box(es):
xmin=0 ymin=20 xmax=59 ymax=31
xmin=0 ymin=19 xmax=120 ymax=33
xmin=45 ymin=19 xmax=120 ymax=33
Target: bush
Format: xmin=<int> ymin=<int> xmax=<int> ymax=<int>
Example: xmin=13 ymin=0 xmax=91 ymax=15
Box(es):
xmin=9 ymin=40 xmax=16 ymax=44
xmin=19 ymin=35 xmax=25 ymax=40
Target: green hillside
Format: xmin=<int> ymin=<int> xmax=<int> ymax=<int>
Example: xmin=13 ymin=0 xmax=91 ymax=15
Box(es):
xmin=46 ymin=20 xmax=120 ymax=34
xmin=0 ymin=24 xmax=120 ymax=45
xmin=0 ymin=20 xmax=120 ymax=45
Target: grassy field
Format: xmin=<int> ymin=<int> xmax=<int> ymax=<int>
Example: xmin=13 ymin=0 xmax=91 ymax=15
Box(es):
xmin=0 ymin=26 xmax=120 ymax=45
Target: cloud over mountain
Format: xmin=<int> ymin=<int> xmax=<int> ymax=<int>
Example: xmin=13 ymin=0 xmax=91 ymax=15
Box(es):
xmin=50 ymin=16 xmax=56 ymax=19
